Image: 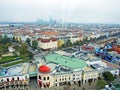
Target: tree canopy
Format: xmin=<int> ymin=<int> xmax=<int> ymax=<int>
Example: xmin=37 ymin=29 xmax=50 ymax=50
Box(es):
xmin=18 ymin=43 xmax=28 ymax=60
xmin=31 ymin=40 xmax=38 ymax=49
xmin=66 ymin=39 xmax=72 ymax=47
xmin=103 ymin=71 xmax=115 ymax=82
xmin=26 ymin=38 xmax=31 ymax=46
xmin=97 ymin=79 xmax=107 ymax=89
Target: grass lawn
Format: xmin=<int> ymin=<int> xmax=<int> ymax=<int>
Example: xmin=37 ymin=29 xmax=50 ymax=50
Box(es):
xmin=0 ymin=56 xmax=20 ymax=64
xmin=1 ymin=58 xmax=32 ymax=67
xmin=1 ymin=60 xmax=27 ymax=67
xmin=0 ymin=55 xmax=32 ymax=67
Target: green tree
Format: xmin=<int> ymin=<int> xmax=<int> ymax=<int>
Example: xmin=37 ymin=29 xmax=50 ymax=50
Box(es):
xmin=73 ymin=40 xmax=80 ymax=46
xmin=2 ymin=35 xmax=10 ymax=44
xmin=103 ymin=71 xmax=115 ymax=82
xmin=0 ymin=35 xmax=2 ymax=44
xmin=27 ymin=51 xmax=34 ymax=59
xmin=66 ymin=39 xmax=72 ymax=47
xmin=97 ymin=79 xmax=107 ymax=89
xmin=13 ymin=51 xmax=18 ymax=56
xmin=12 ymin=36 xmax=16 ymax=42
xmin=26 ymin=38 xmax=31 ymax=46
xmin=19 ymin=43 xmax=28 ymax=60
xmin=31 ymin=40 xmax=38 ymax=49
xmin=0 ymin=44 xmax=4 ymax=56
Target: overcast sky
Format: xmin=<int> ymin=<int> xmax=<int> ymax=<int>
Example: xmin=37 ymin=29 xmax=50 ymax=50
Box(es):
xmin=0 ymin=0 xmax=120 ymax=23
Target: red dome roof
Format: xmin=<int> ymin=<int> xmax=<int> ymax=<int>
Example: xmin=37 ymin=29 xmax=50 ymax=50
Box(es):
xmin=39 ymin=65 xmax=51 ymax=73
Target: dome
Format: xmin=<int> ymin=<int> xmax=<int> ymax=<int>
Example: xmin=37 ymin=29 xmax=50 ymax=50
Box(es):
xmin=39 ymin=65 xmax=51 ymax=73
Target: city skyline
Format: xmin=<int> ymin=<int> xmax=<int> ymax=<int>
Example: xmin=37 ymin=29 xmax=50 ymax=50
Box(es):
xmin=0 ymin=0 xmax=120 ymax=24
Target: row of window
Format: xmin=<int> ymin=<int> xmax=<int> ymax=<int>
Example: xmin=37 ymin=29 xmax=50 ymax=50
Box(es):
xmin=55 ymin=75 xmax=71 ymax=78
xmin=84 ymin=74 xmax=96 ymax=78
xmin=1 ymin=77 xmax=19 ymax=82
xmin=56 ymin=77 xmax=71 ymax=82
xmin=39 ymin=76 xmax=49 ymax=80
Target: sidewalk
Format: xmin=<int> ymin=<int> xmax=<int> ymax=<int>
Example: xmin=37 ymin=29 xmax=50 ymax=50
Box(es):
xmin=42 ymin=82 xmax=97 ymax=90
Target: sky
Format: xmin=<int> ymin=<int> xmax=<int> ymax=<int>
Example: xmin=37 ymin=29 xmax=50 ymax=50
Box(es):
xmin=0 ymin=0 xmax=120 ymax=23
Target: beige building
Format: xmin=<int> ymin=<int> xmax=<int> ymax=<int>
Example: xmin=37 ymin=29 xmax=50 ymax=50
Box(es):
xmin=38 ymin=37 xmax=58 ymax=50
xmin=82 ymin=67 xmax=99 ymax=84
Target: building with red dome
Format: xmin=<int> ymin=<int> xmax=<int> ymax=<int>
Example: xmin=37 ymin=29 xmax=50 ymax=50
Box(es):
xmin=39 ymin=65 xmax=51 ymax=73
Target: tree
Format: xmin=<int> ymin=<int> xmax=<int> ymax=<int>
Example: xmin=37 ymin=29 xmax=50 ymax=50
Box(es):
xmin=0 ymin=44 xmax=4 ymax=56
xmin=97 ymin=79 xmax=107 ymax=89
xmin=103 ymin=71 xmax=115 ymax=82
xmin=57 ymin=39 xmax=64 ymax=48
xmin=2 ymin=35 xmax=10 ymax=44
xmin=26 ymin=38 xmax=31 ymax=46
xmin=13 ymin=51 xmax=18 ymax=56
xmin=31 ymin=40 xmax=38 ymax=49
xmin=66 ymin=39 xmax=72 ymax=47
xmin=73 ymin=40 xmax=80 ymax=46
xmin=12 ymin=36 xmax=16 ymax=42
xmin=19 ymin=43 xmax=28 ymax=60
xmin=27 ymin=51 xmax=34 ymax=59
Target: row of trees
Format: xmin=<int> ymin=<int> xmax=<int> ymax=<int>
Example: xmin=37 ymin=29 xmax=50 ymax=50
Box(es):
xmin=26 ymin=38 xmax=38 ymax=49
xmin=12 ymin=36 xmax=38 ymax=50
xmin=97 ymin=71 xmax=115 ymax=89
xmin=58 ymin=37 xmax=95 ymax=49
xmin=13 ymin=43 xmax=33 ymax=60
xmin=0 ymin=35 xmax=11 ymax=56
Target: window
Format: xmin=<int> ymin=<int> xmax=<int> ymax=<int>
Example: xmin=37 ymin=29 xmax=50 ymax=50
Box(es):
xmin=91 ymin=75 xmax=93 ymax=77
xmin=1 ymin=79 xmax=3 ymax=82
xmin=7 ymin=78 xmax=9 ymax=82
xmin=39 ymin=76 xmax=41 ymax=79
xmin=47 ymin=77 xmax=49 ymax=80
xmin=44 ymin=77 xmax=46 ymax=80
xmin=17 ymin=77 xmax=19 ymax=81
xmin=12 ymin=77 xmax=14 ymax=81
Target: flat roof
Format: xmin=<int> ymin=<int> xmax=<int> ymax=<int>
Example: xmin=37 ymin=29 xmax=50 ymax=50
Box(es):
xmin=0 ymin=63 xmax=29 ymax=77
xmin=45 ymin=54 xmax=86 ymax=69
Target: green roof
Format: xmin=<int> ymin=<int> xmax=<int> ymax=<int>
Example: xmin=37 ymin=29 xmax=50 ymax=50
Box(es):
xmin=45 ymin=54 xmax=86 ymax=69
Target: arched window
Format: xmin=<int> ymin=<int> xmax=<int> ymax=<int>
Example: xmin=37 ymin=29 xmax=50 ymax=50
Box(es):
xmin=44 ymin=77 xmax=46 ymax=80
xmin=7 ymin=78 xmax=9 ymax=82
xmin=12 ymin=77 xmax=14 ymax=81
xmin=47 ymin=77 xmax=49 ymax=80
xmin=17 ymin=77 xmax=19 ymax=81
xmin=39 ymin=75 xmax=41 ymax=79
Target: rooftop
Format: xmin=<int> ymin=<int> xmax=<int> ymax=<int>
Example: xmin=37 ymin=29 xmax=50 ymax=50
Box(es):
xmin=0 ymin=63 xmax=29 ymax=77
xmin=45 ymin=54 xmax=86 ymax=70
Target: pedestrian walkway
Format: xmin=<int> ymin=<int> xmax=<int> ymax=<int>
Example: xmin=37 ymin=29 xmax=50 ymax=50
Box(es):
xmin=37 ymin=82 xmax=97 ymax=90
